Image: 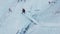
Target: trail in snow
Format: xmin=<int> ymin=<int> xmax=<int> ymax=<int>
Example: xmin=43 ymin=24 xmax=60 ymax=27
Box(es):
xmin=0 ymin=0 xmax=60 ymax=34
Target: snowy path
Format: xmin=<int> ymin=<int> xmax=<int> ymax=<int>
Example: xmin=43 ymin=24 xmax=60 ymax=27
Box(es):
xmin=0 ymin=0 xmax=60 ymax=34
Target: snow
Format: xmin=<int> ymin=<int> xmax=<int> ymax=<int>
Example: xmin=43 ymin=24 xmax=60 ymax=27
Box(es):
xmin=0 ymin=0 xmax=60 ymax=34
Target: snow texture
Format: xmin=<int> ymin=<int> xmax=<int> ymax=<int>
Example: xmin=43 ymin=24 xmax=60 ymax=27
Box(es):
xmin=0 ymin=0 xmax=60 ymax=34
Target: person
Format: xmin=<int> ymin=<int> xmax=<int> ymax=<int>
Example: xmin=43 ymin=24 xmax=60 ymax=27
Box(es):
xmin=48 ymin=1 xmax=56 ymax=4
xmin=9 ymin=8 xmax=12 ymax=12
xmin=17 ymin=0 xmax=19 ymax=3
xmin=18 ymin=0 xmax=26 ymax=2
xmin=48 ymin=1 xmax=51 ymax=4
xmin=22 ymin=8 xmax=25 ymax=14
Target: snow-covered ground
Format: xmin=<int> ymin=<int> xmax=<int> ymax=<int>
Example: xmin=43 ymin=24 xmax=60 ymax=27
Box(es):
xmin=0 ymin=0 xmax=60 ymax=34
